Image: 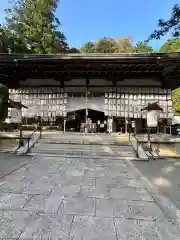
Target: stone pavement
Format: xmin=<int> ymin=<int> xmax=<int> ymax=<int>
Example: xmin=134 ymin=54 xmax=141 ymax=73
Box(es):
xmin=134 ymin=158 xmax=180 ymax=210
xmin=0 ymin=151 xmax=180 ymax=239
xmin=0 ymin=154 xmax=31 ymax=178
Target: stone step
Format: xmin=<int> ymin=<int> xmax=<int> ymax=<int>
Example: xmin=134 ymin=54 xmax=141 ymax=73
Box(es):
xmin=30 ymin=147 xmax=135 ymax=158
xmin=31 ymin=148 xmax=135 ymax=155
xmin=31 ymin=133 xmax=136 ymax=158
xmin=34 ymin=143 xmax=133 ymax=150
xmin=27 ymin=152 xmax=138 ymax=160
xmin=40 ymin=141 xmax=130 ymax=146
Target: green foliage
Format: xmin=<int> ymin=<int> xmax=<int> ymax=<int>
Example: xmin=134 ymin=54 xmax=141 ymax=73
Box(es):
xmin=114 ymin=37 xmax=132 ymax=53
xmin=160 ymin=39 xmax=180 ymax=82
xmin=4 ymin=0 xmax=67 ymax=53
xmin=95 ymin=37 xmax=120 ymax=53
xmin=0 ymin=84 xmax=9 ymax=121
xmin=172 ymin=88 xmax=180 ymax=115
xmin=93 ymin=37 xmax=133 ymax=53
xmin=132 ymin=41 xmax=153 ymax=53
xmin=67 ymin=47 xmax=80 ymax=53
xmin=94 ymin=37 xmax=133 ymax=53
xmin=159 ymin=38 xmax=180 ymax=52
xmin=80 ymin=41 xmax=95 ymax=53
xmin=54 ymin=31 xmax=69 ymax=53
xmin=149 ymin=4 xmax=180 ymax=40
xmin=0 ymin=25 xmax=9 ymax=53
xmin=80 ymin=38 xmax=153 ymax=54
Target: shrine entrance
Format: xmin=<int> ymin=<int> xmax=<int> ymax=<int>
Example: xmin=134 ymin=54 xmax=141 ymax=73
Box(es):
xmin=65 ymin=108 xmax=107 ymax=133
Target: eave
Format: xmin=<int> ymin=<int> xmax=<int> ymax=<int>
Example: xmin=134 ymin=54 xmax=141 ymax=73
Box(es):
xmin=0 ymin=53 xmax=179 ymax=89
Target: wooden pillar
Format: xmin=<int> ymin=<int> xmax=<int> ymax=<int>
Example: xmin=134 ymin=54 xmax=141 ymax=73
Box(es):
xmin=112 ymin=78 xmax=116 ymax=133
xmin=85 ymin=78 xmax=89 ymax=134
xmin=125 ymin=118 xmax=128 ymax=134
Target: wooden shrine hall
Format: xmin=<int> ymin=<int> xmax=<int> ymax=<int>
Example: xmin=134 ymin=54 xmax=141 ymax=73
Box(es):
xmin=0 ymin=52 xmax=179 ymax=133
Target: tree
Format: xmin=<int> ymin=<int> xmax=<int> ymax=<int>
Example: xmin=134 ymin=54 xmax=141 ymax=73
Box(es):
xmin=132 ymin=41 xmax=153 ymax=52
xmin=172 ymin=88 xmax=180 ymax=115
xmin=159 ymin=38 xmax=180 ymax=52
xmin=67 ymin=47 xmax=80 ymax=53
xmin=4 ymin=0 xmax=66 ymax=53
xmin=0 ymin=24 xmax=24 ymax=53
xmin=0 ymin=25 xmax=9 ymax=53
xmin=54 ymin=31 xmax=69 ymax=53
xmin=80 ymin=37 xmax=133 ymax=53
xmin=80 ymin=41 xmax=95 ymax=53
xmin=95 ymin=37 xmax=120 ymax=53
xmin=149 ymin=4 xmax=180 ymax=40
xmin=115 ymin=37 xmax=133 ymax=53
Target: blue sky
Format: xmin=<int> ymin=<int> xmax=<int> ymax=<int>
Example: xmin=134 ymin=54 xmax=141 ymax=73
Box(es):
xmin=0 ymin=0 xmax=177 ymax=49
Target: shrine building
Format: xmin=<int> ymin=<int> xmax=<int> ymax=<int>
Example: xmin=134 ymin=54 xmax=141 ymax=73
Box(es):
xmin=0 ymin=52 xmax=179 ymax=133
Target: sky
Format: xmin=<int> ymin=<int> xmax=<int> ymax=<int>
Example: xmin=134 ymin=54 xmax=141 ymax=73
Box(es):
xmin=0 ymin=0 xmax=178 ymax=49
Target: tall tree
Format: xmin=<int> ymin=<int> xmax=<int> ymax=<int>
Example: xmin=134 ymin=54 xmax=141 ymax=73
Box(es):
xmin=149 ymin=4 xmax=180 ymax=40
xmin=159 ymin=38 xmax=180 ymax=52
xmin=132 ymin=41 xmax=153 ymax=53
xmin=5 ymin=0 xmax=66 ymax=53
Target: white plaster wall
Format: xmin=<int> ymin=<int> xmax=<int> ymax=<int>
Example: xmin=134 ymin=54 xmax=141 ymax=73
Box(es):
xmin=65 ymin=78 xmax=161 ymax=86
xmin=20 ymin=78 xmax=161 ymax=87
xmin=20 ymin=78 xmax=58 ymax=86
xmin=116 ymin=78 xmax=161 ymax=86
xmin=64 ymin=87 xmax=104 ymax=93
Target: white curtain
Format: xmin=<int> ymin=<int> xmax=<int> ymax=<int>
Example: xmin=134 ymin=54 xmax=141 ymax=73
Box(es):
xmin=67 ymin=97 xmax=105 ymax=112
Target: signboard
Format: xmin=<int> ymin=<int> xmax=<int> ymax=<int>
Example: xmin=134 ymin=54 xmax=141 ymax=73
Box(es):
xmin=131 ymin=121 xmax=135 ymax=128
xmin=147 ymin=110 xmax=159 ymax=127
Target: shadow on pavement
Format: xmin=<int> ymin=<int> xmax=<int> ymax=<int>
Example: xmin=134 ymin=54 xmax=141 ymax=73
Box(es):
xmin=133 ymin=158 xmax=180 ymax=210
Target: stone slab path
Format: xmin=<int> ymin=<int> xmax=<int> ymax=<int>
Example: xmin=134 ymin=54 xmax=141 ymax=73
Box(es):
xmin=0 ymin=154 xmax=31 ymax=178
xmin=134 ymin=158 xmax=180 ymax=210
xmin=0 ymin=133 xmax=180 ymax=239
xmin=0 ymin=153 xmax=179 ymax=239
